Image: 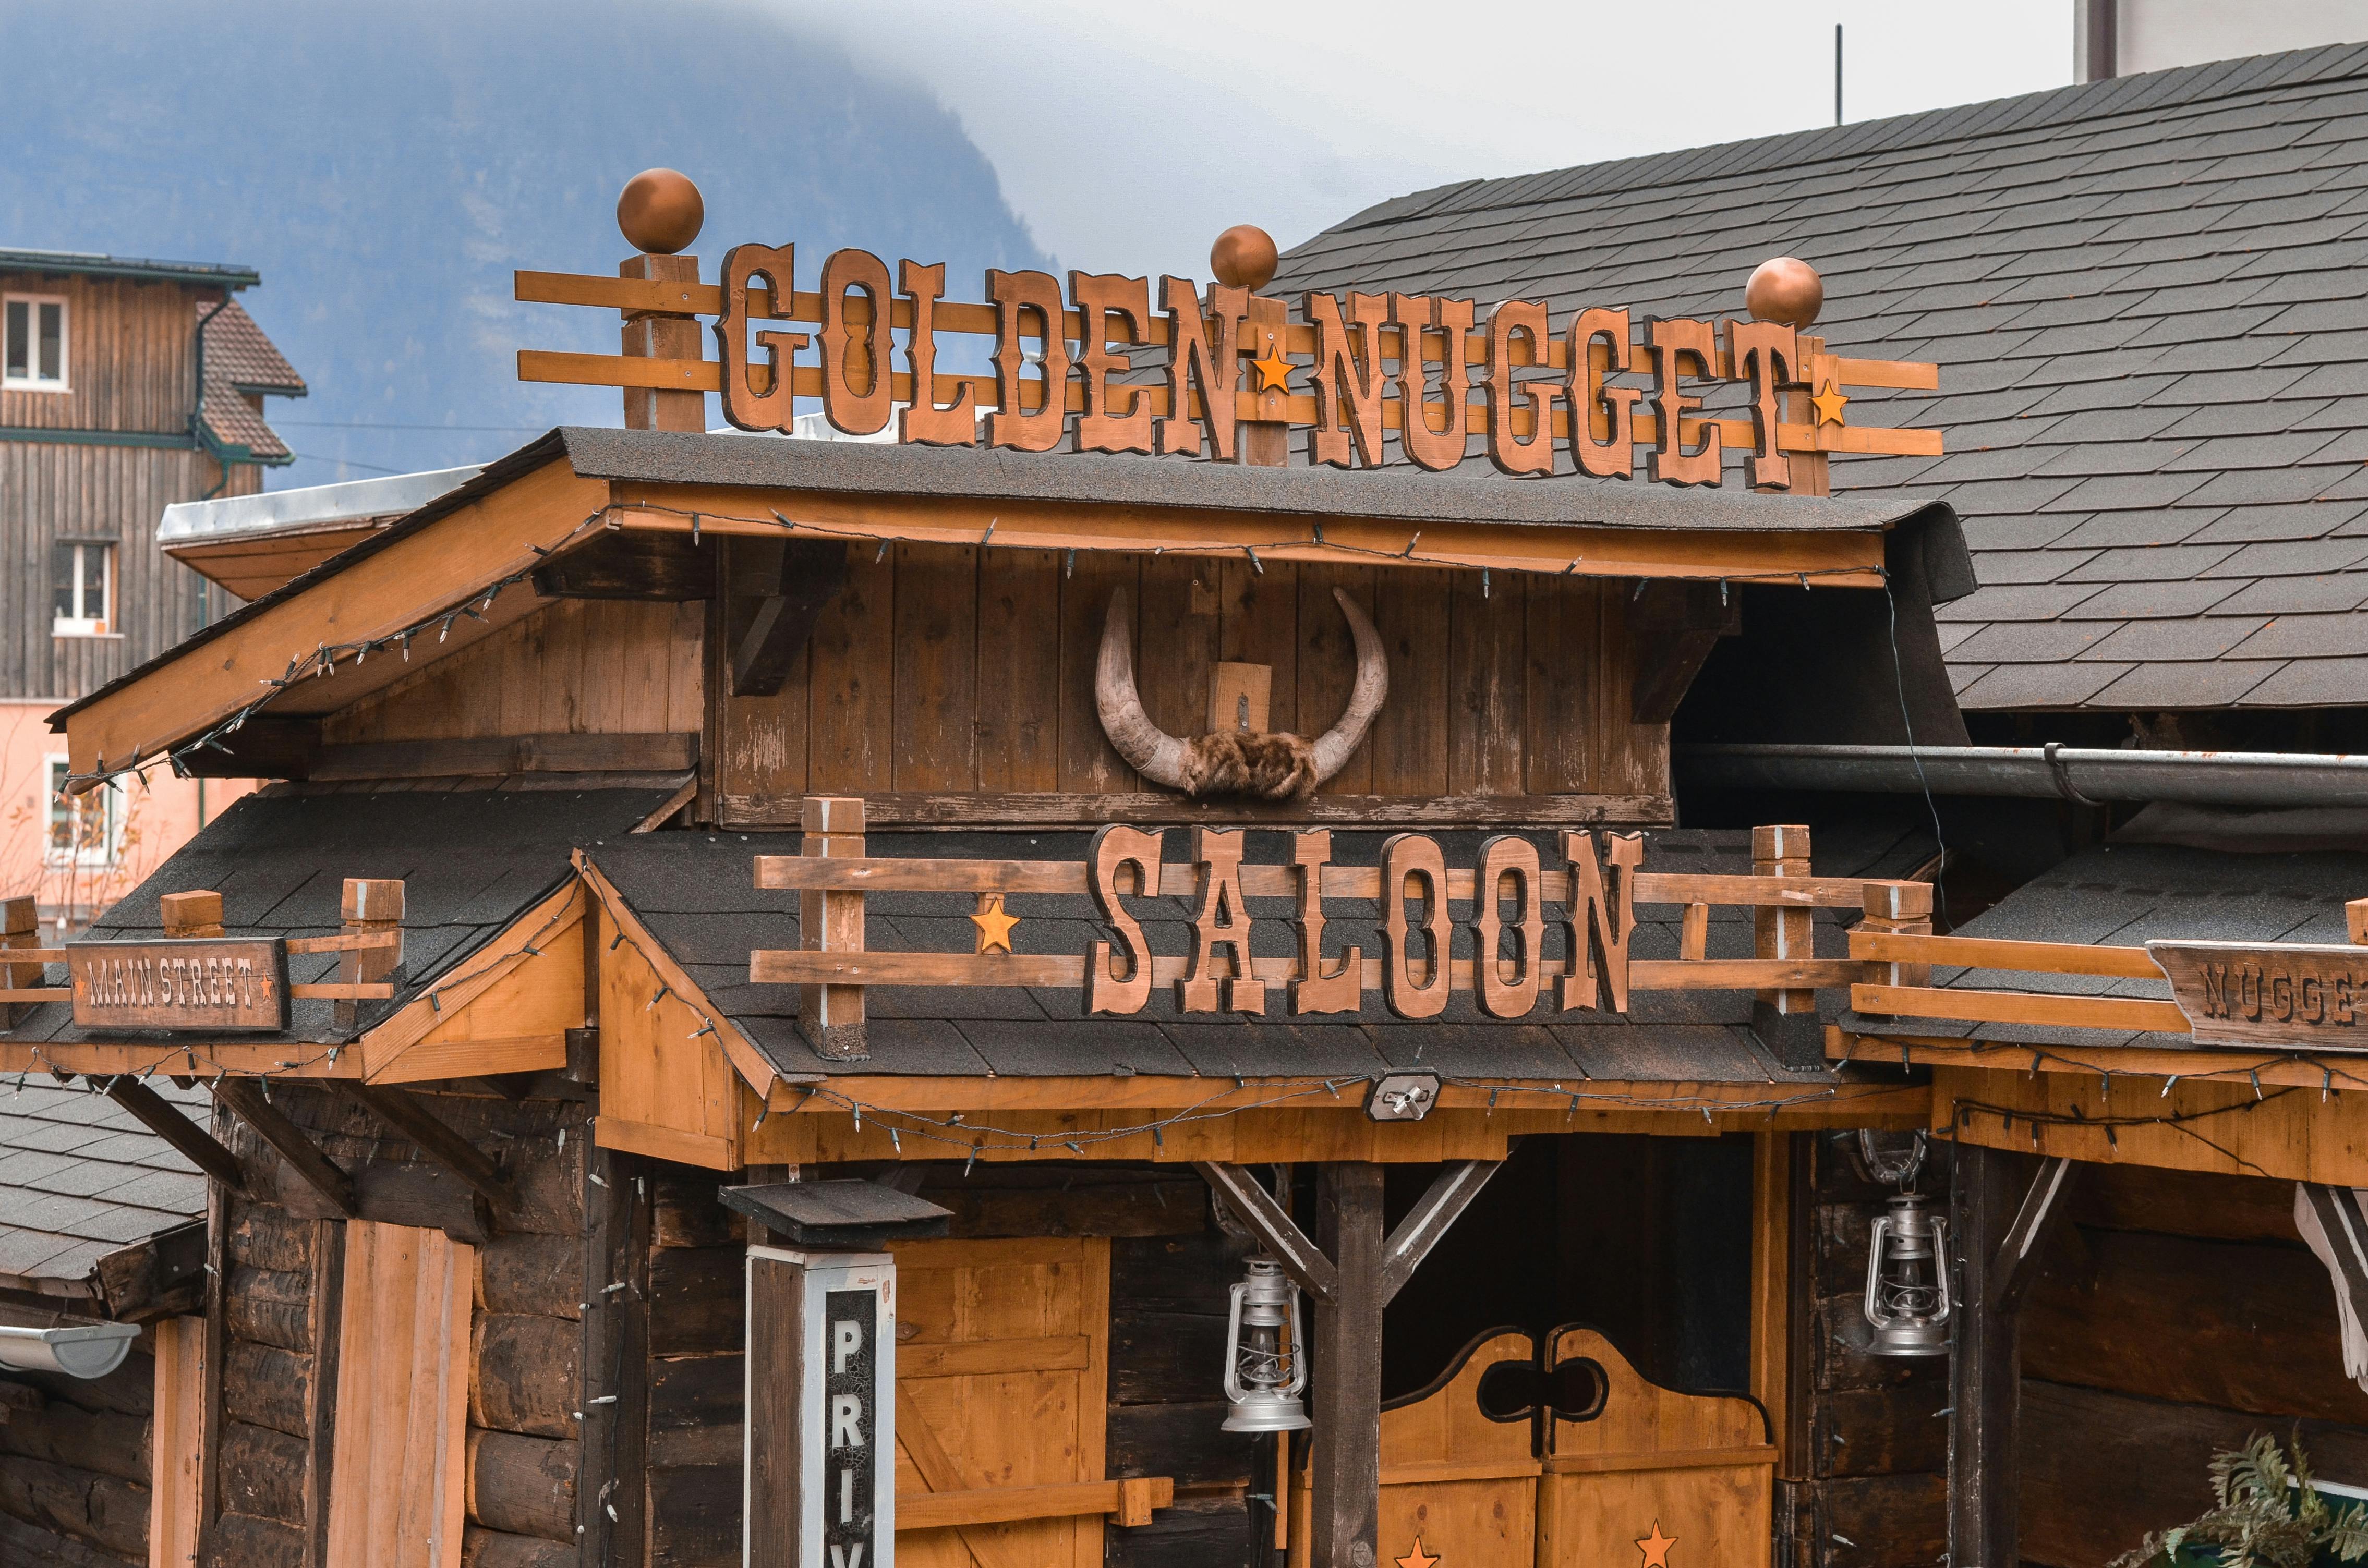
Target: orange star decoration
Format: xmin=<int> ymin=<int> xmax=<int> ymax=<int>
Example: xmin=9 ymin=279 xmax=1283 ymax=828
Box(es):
xmin=971 ymin=893 xmax=1020 ymax=955
xmin=1249 ymin=347 xmax=1294 ymax=394
xmin=1636 ymin=1522 xmax=1677 ymax=1568
xmin=1810 ymin=380 xmax=1850 ymax=426
xmin=1395 ymin=1539 xmax=1440 ymax=1568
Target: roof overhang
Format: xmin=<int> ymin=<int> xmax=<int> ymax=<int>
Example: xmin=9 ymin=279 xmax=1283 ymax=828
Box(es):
xmin=56 ymin=427 xmax=1951 ymax=784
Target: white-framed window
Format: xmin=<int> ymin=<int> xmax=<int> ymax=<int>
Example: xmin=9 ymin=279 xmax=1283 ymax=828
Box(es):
xmin=52 ymin=539 xmax=113 ymax=636
xmin=3 ymin=294 xmax=68 ymax=391
xmin=45 ymin=755 xmax=120 ymax=868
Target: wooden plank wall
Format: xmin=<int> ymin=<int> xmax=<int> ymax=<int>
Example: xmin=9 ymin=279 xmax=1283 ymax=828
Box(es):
xmin=0 ymin=1329 xmax=160 ymax=1564
xmin=0 ymin=273 xmax=255 ymax=703
xmin=711 ymin=540 xmax=1665 ymax=816
xmin=2017 ymin=1163 xmax=2368 ymax=1567
xmin=206 ymin=1083 xmax=595 ymax=1568
xmin=1779 ymin=1132 xmax=1949 ymax=1568
xmin=321 ymin=600 xmax=704 ymax=746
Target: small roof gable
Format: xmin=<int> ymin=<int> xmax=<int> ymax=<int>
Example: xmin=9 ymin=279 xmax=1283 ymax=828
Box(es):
xmin=197 ymin=299 xmax=304 ymax=465
xmin=1279 ymin=43 xmax=2368 ymax=712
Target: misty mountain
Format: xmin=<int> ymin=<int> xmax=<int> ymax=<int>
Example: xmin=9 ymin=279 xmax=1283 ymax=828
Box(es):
xmin=0 ymin=0 xmax=1052 ymax=487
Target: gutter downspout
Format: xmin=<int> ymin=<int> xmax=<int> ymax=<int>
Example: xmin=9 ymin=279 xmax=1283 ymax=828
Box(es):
xmin=1679 ymin=743 xmax=2368 ymax=810
xmin=191 ymin=296 xmax=232 ymax=831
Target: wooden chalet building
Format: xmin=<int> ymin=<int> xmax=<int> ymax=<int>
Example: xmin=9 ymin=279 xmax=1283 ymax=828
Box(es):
xmin=0 ymin=248 xmax=304 ymax=927
xmin=28 ymin=44 xmax=2368 ymax=1568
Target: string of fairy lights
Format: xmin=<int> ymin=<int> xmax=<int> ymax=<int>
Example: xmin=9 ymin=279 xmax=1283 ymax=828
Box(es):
xmin=66 ymin=499 xmax=1889 ymax=795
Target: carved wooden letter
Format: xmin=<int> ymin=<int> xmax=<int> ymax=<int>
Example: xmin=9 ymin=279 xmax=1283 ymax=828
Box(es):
xmin=1485 ymin=300 xmax=1556 ymax=477
xmin=1088 ymin=824 xmax=1162 ymax=1016
xmin=819 ymin=248 xmax=893 ymax=436
xmin=899 ymin=259 xmax=978 ymax=446
xmin=1070 ymin=272 xmax=1156 ymax=454
xmin=988 ymin=268 xmax=1072 ymax=452
xmin=1726 ymin=318 xmax=1801 ymax=490
xmin=714 ymin=243 xmax=803 ymax=434
xmin=1645 ymin=318 xmax=1722 ymax=487
xmin=1560 ymin=830 xmax=1644 ymax=1013
xmin=1380 ymin=833 xmax=1451 ymax=1020
xmin=1177 ymin=828 xmax=1265 ymax=1015
xmin=1474 ymin=835 xmax=1545 ymax=1018
xmin=1158 ymin=276 xmax=1248 ymax=459
xmin=1305 ymin=290 xmax=1390 ymax=469
xmin=1565 ymin=307 xmax=1640 ymax=480
xmin=1289 ymin=830 xmax=1361 ymax=1016
xmin=1390 ymin=294 xmax=1475 ymax=472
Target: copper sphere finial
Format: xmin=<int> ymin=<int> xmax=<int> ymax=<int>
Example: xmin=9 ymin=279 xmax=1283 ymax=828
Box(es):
xmin=618 ymin=169 xmax=705 ymax=256
xmin=1211 ymin=224 xmax=1279 ymax=291
xmin=1746 ymin=256 xmax=1823 ymax=329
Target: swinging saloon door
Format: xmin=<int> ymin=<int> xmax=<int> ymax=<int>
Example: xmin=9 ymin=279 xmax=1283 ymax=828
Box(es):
xmin=888 ymin=1236 xmax=1113 ymax=1568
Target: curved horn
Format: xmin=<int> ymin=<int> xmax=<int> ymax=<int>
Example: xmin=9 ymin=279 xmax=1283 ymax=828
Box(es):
xmin=1309 ymin=587 xmax=1388 ymax=783
xmin=1095 ymin=587 xmax=1192 ymax=789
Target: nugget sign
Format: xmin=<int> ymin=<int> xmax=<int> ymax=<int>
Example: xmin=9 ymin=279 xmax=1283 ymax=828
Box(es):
xmin=68 ymin=939 xmax=288 ymax=1032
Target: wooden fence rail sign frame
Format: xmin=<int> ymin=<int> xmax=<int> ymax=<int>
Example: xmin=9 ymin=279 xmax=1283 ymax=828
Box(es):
xmin=2148 ymin=940 xmax=2368 ymax=1048
xmin=68 ymin=938 xmax=289 ymax=1032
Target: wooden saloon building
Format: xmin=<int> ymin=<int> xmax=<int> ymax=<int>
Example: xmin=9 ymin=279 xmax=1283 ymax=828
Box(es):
xmin=19 ymin=50 xmax=2368 ymax=1565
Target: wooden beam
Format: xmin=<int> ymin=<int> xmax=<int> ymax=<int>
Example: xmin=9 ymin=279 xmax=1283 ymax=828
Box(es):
xmin=1311 ymin=1162 xmax=1385 ymax=1568
xmin=2302 ymin=1184 xmax=2368 ymax=1347
xmin=530 ymin=528 xmax=716 ymax=601
xmin=307 ymin=730 xmax=697 ymax=783
xmin=1377 ymin=1159 xmax=1503 ymax=1304
xmin=211 ymin=1078 xmax=357 ymax=1217
xmin=1990 ymin=1155 xmax=2079 ymax=1317
xmin=732 ymin=539 xmax=850 ymax=697
xmin=895 ymin=1476 xmax=1174 ymax=1531
xmin=331 ymin=1082 xmax=510 ymax=1209
xmin=1629 ymin=580 xmax=1738 ymax=725
xmin=726 ymin=790 xmax=1674 ymax=830
xmin=1193 ymin=1161 xmax=1338 ymax=1302
xmin=1949 ymin=1142 xmax=2020 ymax=1568
xmin=104 ymin=1079 xmax=246 ymax=1192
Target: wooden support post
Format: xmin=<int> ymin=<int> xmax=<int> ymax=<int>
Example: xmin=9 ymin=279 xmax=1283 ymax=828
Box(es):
xmin=1782 ymin=334 xmax=1832 ymax=497
xmin=799 ymin=796 xmax=868 ymax=1060
xmin=335 ymin=878 xmax=404 ymax=1030
xmin=1312 ymin=1162 xmax=1384 ymax=1568
xmin=621 ymin=251 xmax=706 ymax=431
xmin=302 ymin=1219 xmax=346 ymax=1568
xmin=1749 ymin=1131 xmax=1793 ymax=1478
xmin=332 ymin=1081 xmax=509 ymax=1209
xmin=3 ymin=894 xmax=40 ymax=1029
xmin=1948 ymin=1142 xmax=2019 ymax=1568
xmin=212 ymin=1079 xmax=358 ymax=1217
xmin=1753 ymin=825 xmax=1820 ymax=1066
xmin=1856 ymin=880 xmax=1935 ymax=1024
xmin=160 ymin=890 xmax=225 ymax=938
xmin=106 ymin=1078 xmax=246 ymax=1192
xmin=1241 ymin=293 xmax=1291 ymax=468
xmin=580 ymin=1148 xmax=648 ymax=1568
xmin=1376 ymin=1160 xmax=1502 ymax=1303
xmin=1989 ymin=1155 xmax=2077 ymax=1317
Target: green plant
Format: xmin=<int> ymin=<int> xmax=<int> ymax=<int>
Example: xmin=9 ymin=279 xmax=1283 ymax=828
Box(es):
xmin=2111 ymin=1433 xmax=2368 ymax=1568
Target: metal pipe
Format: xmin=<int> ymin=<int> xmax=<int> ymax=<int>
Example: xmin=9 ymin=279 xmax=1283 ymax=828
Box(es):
xmin=0 ymin=1321 xmax=141 ymax=1378
xmin=1677 ymin=743 xmax=2368 ymax=809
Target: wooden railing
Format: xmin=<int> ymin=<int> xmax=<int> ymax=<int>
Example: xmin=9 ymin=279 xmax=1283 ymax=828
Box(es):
xmin=1846 ymin=931 xmax=2189 ymax=1034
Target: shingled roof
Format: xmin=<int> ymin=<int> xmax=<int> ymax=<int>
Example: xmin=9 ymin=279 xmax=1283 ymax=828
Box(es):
xmin=1276 ymin=42 xmax=2368 ymax=712
xmin=197 ymin=298 xmax=301 ymax=464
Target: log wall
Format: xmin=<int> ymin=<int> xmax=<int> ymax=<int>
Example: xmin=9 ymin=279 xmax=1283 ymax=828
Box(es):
xmin=206 ymin=1081 xmax=594 ymax=1568
xmin=2017 ymin=1163 xmax=2368 ymax=1568
xmin=1779 ymin=1132 xmax=1951 ymax=1568
xmin=0 ymin=1336 xmax=156 ymax=1565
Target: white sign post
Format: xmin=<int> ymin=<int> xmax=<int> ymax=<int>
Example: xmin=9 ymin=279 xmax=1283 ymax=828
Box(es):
xmin=745 ymin=1247 xmax=897 ymax=1568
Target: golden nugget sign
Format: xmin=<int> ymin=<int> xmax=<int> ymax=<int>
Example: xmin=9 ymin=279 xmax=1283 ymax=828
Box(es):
xmin=704 ymin=245 xmax=1811 ymax=489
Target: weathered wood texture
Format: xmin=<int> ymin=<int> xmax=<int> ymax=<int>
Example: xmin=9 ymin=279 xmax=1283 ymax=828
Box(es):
xmin=709 ymin=542 xmax=1665 ymax=820
xmin=1779 ymin=1131 xmax=1951 ymax=1568
xmin=2014 ymin=1161 xmax=2368 ymax=1568
xmin=0 ymin=271 xmax=259 ymax=702
xmin=1106 ymin=1227 xmax=1256 ymax=1568
xmin=320 ymin=597 xmax=705 ymax=748
xmin=0 ymin=1341 xmax=157 ymax=1567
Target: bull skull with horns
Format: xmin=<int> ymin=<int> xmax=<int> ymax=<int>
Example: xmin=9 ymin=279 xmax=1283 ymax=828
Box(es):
xmin=1095 ymin=586 xmax=1388 ymax=799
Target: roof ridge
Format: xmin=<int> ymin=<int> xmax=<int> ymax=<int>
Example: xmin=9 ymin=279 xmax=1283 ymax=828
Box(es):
xmin=1307 ymin=41 xmax=2368 ymax=239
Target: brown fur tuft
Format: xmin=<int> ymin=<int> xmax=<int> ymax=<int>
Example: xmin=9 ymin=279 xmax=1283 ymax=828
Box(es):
xmin=1178 ymin=731 xmax=1320 ymax=799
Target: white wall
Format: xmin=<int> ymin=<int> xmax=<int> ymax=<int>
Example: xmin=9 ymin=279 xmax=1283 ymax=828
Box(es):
xmin=2080 ymin=0 xmax=2368 ymax=79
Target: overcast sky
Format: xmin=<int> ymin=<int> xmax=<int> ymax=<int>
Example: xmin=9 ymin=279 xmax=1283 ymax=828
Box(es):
xmin=780 ymin=0 xmax=2075 ymax=281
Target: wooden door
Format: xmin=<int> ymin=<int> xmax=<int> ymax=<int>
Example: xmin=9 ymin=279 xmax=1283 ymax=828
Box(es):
xmin=1536 ymin=1328 xmax=1773 ymax=1568
xmin=1289 ymin=1331 xmax=1544 ymax=1568
xmin=889 ymin=1236 xmax=1112 ymax=1568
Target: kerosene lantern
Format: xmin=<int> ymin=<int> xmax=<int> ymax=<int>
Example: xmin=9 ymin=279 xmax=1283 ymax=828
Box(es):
xmin=1858 ymin=1131 xmax=1951 ymax=1356
xmin=1222 ymin=1257 xmax=1311 ymax=1432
